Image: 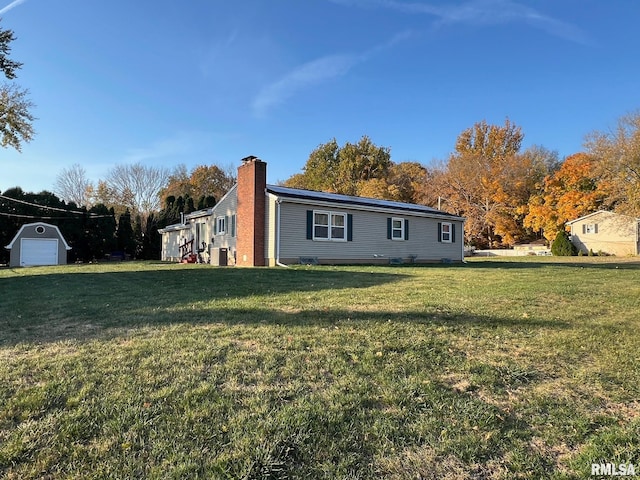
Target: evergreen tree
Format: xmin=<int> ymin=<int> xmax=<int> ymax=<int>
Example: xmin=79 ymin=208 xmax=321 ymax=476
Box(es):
xmin=551 ymin=230 xmax=577 ymax=256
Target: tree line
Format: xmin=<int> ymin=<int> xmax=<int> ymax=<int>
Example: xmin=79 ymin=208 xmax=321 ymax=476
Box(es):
xmin=283 ymin=114 xmax=640 ymax=248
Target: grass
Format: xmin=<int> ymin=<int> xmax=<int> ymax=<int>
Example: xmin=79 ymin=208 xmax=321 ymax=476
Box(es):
xmin=0 ymin=257 xmax=639 ymax=479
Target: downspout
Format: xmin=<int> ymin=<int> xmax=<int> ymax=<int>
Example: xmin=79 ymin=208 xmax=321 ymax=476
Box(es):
xmin=275 ymin=199 xmax=289 ymax=268
xmin=462 ymin=218 xmax=467 ymax=263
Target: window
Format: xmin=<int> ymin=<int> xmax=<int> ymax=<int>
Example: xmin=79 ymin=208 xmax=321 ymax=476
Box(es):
xmin=311 ymin=210 xmax=347 ymax=241
xmin=35 ymin=225 xmax=45 ymax=234
xmin=437 ymin=222 xmax=456 ymax=243
xmin=216 ymin=216 xmax=226 ymax=235
xmin=391 ymin=218 xmax=404 ymax=240
xmin=584 ymin=223 xmax=598 ymax=234
xmin=388 ymin=217 xmax=409 ymax=240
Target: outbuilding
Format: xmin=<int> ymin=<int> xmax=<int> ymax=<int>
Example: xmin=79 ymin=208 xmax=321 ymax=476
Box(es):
xmin=5 ymin=222 xmax=72 ymax=267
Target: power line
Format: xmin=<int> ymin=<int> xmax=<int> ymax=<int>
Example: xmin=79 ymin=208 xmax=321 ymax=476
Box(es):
xmin=0 ymin=194 xmax=112 ymax=218
xmin=0 ymin=212 xmax=114 ymax=219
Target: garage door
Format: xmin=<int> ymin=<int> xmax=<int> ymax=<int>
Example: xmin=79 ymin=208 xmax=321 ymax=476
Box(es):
xmin=21 ymin=238 xmax=58 ymax=266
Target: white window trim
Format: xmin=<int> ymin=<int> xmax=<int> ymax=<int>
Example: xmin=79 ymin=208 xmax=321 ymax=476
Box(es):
xmin=391 ymin=217 xmax=405 ymax=241
xmin=441 ymin=222 xmax=452 ymax=243
xmin=313 ymin=210 xmax=347 ymax=242
xmin=216 ymin=216 xmax=226 ymax=235
xmin=585 ymin=223 xmax=597 ymax=234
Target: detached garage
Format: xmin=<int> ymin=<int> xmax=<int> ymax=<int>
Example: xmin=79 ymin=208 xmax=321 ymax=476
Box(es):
xmin=5 ymin=222 xmax=72 ymax=267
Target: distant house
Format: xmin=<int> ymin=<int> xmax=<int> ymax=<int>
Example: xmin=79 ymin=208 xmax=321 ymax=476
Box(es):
xmin=566 ymin=210 xmax=640 ymax=256
xmin=159 ymin=157 xmax=466 ymax=266
xmin=5 ymin=222 xmax=72 ymax=267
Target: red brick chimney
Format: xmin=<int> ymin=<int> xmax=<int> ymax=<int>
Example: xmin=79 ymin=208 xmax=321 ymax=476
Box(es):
xmin=236 ymin=156 xmax=266 ymax=266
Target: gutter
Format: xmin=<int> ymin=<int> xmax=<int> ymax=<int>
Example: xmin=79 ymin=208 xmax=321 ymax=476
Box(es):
xmin=275 ymin=199 xmax=289 ymax=268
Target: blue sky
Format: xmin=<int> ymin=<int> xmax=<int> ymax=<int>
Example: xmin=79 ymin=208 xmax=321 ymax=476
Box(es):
xmin=1 ymin=0 xmax=639 ymax=194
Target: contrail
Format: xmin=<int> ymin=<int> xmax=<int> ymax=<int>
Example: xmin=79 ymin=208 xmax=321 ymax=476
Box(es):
xmin=0 ymin=0 xmax=28 ymax=15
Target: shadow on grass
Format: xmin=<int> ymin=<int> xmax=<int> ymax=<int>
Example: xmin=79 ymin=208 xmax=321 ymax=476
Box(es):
xmin=464 ymin=257 xmax=640 ymax=270
xmin=0 ymin=305 xmax=569 ymax=347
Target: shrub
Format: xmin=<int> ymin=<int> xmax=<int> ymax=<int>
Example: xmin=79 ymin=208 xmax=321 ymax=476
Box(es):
xmin=551 ymin=230 xmax=577 ymax=256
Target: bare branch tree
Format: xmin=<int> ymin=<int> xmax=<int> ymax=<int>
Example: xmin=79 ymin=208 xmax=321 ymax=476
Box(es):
xmin=106 ymin=162 xmax=171 ymax=222
xmin=54 ymin=163 xmax=93 ymax=206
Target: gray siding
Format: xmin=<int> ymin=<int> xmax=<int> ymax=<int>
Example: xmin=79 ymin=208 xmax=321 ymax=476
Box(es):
xmin=7 ymin=223 xmax=70 ymax=267
xmin=208 ymin=185 xmax=238 ymax=264
xmin=273 ymin=202 xmax=463 ymax=264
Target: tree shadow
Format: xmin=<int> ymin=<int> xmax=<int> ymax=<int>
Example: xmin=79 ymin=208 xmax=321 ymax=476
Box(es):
xmin=464 ymin=258 xmax=640 ymax=270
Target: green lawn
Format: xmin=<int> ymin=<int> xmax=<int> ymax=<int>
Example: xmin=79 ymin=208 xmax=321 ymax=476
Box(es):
xmin=1 ymin=258 xmax=639 ymax=479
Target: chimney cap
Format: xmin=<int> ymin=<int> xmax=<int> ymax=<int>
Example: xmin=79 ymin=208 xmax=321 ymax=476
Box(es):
xmin=241 ymin=155 xmax=261 ymax=164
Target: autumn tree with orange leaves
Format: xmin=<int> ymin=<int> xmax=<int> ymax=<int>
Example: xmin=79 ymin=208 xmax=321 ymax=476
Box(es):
xmin=524 ymin=153 xmax=608 ymax=241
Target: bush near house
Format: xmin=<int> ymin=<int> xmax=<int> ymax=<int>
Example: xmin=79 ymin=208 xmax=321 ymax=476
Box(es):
xmin=1 ymin=258 xmax=639 ymax=478
xmin=551 ymin=230 xmax=577 ymax=256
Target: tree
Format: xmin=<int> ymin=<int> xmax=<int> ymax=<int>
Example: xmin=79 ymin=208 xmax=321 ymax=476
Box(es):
xmin=116 ymin=209 xmax=136 ymax=255
xmin=161 ymin=163 xmax=236 ymax=206
xmin=106 ymin=163 xmax=171 ymax=224
xmin=525 ymin=153 xmax=607 ymax=241
xmin=438 ymin=119 xmax=527 ymax=247
xmin=283 ymin=136 xmax=392 ymax=196
xmin=585 ymin=110 xmax=640 ymax=216
xmin=54 ymin=164 xmax=93 ymax=207
xmin=551 ymin=230 xmax=576 ymax=256
xmin=0 ymin=22 xmax=35 ymax=152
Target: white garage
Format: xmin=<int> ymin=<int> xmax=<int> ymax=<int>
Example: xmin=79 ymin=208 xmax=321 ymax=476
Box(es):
xmin=5 ymin=222 xmax=72 ymax=267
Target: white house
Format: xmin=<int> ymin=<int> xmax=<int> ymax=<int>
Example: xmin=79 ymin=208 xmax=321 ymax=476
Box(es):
xmin=159 ymin=157 xmax=466 ymax=266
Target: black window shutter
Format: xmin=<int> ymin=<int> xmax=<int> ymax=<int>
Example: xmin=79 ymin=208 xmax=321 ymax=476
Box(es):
xmin=231 ymin=215 xmax=236 ymax=237
xmin=387 ymin=218 xmax=392 ymax=239
xmin=452 ymin=224 xmax=456 ymax=243
xmin=404 ymin=219 xmax=409 ymax=240
xmin=214 ymin=219 xmax=217 ymax=235
xmin=582 ymin=224 xmax=586 ymax=234
xmin=437 ymin=222 xmax=442 ymax=242
xmin=225 ymin=215 xmax=229 ymax=232
xmin=347 ymin=214 xmax=353 ymax=241
xmin=594 ymin=224 xmax=598 ymax=234
xmin=306 ymin=210 xmax=313 ymax=239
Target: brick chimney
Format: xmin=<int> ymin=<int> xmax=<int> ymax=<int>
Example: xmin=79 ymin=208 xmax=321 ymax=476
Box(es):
xmin=236 ymin=156 xmax=266 ymax=266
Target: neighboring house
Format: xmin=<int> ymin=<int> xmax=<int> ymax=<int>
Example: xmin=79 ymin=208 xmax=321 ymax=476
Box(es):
xmin=5 ymin=222 xmax=72 ymax=267
xmin=159 ymin=157 xmax=466 ymax=266
xmin=567 ymin=210 xmax=640 ymax=256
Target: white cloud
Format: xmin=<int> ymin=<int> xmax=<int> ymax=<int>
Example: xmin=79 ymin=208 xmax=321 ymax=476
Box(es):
xmin=252 ymin=54 xmax=357 ymax=117
xmin=329 ymin=0 xmax=591 ymax=45
xmin=252 ymin=30 xmax=413 ymax=117
xmin=0 ymin=0 xmax=28 ymax=15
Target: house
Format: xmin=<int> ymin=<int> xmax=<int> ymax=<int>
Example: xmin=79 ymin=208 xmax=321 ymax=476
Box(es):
xmin=566 ymin=210 xmax=640 ymax=256
xmin=159 ymin=157 xmax=466 ymax=265
xmin=5 ymin=222 xmax=72 ymax=267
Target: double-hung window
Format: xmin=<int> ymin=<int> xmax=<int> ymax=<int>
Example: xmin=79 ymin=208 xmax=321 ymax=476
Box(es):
xmin=216 ymin=216 xmax=226 ymax=235
xmin=313 ymin=210 xmax=347 ymax=241
xmin=391 ymin=217 xmax=404 ymax=240
xmin=441 ymin=222 xmax=452 ymax=243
